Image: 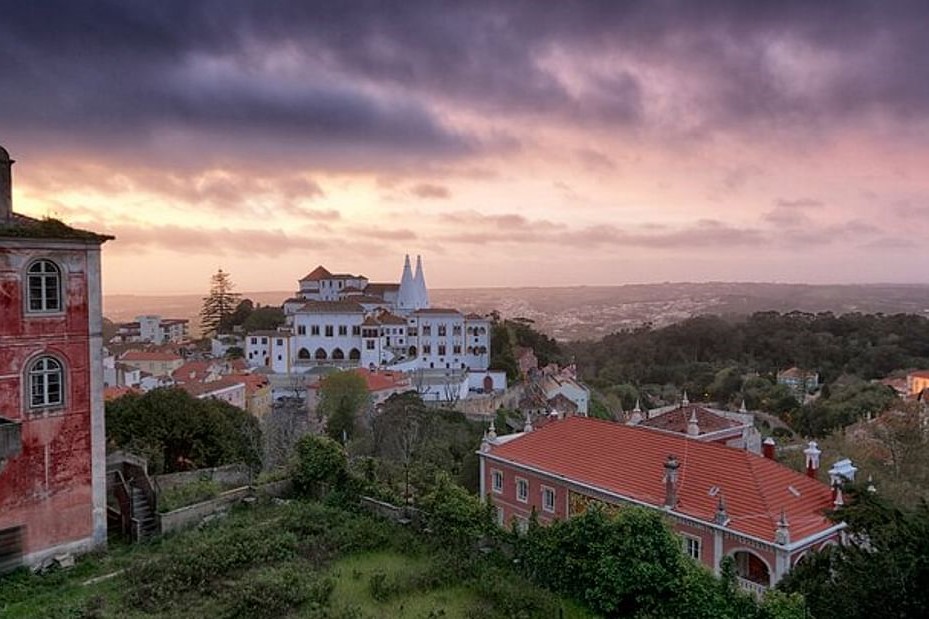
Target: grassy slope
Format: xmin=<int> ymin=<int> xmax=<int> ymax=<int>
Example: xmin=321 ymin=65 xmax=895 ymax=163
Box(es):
xmin=0 ymin=501 xmax=598 ymax=618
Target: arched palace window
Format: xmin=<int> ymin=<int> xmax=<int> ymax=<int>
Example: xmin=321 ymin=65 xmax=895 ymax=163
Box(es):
xmin=29 ymin=356 xmax=64 ymax=408
xmin=27 ymin=260 xmax=62 ymax=312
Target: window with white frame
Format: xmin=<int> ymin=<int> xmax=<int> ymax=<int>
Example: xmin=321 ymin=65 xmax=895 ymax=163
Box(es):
xmin=27 ymin=260 xmax=62 ymax=313
xmin=516 ymin=478 xmax=528 ymax=503
xmin=514 ymin=516 xmax=528 ymax=534
xmin=683 ymin=536 xmax=701 ymax=560
xmin=28 ymin=356 xmax=64 ymax=409
xmin=542 ymin=486 xmax=556 ymax=512
xmin=491 ymin=469 xmax=503 ymax=493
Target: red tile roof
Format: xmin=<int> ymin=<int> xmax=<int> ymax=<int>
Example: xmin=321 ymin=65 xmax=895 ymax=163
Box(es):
xmin=308 ymin=369 xmax=412 ymax=393
xmin=120 ymin=350 xmax=183 ymax=362
xmin=908 ymin=370 xmax=929 ymax=379
xmin=639 ymin=405 xmax=744 ymax=435
xmin=235 ymin=373 xmax=270 ymax=396
xmin=171 ymin=361 xmax=215 ymax=383
xmin=353 ymin=368 xmax=411 ymax=392
xmin=365 ymin=282 xmax=400 ymax=293
xmin=377 ymin=313 xmax=407 ymax=325
xmin=486 ymin=416 xmax=836 ymax=545
xmin=104 ymin=386 xmax=141 ymax=401
xmin=300 ymin=265 xmax=332 ymax=281
xmin=180 ymin=376 xmax=246 ymax=398
xmin=296 ymin=300 xmax=365 ymax=314
xmin=412 ymin=308 xmax=462 ymax=315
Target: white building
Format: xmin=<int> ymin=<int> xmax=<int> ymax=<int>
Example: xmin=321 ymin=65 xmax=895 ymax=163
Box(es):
xmin=114 ymin=314 xmax=189 ymax=345
xmin=248 ymin=255 xmax=496 ymax=401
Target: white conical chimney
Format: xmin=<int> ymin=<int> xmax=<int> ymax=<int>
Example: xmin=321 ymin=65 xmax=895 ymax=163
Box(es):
xmin=413 ymin=255 xmax=430 ymax=309
xmin=397 ymin=254 xmax=416 ymax=311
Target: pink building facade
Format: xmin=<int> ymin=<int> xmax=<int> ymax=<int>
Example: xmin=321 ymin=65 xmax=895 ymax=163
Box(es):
xmin=479 ymin=417 xmax=845 ymax=595
xmin=0 ymin=145 xmax=110 ymax=570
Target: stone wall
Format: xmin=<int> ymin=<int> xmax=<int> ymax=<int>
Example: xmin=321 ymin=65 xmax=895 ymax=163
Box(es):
xmin=154 ymin=463 xmax=252 ymax=493
xmin=157 ymin=480 xmax=293 ymax=535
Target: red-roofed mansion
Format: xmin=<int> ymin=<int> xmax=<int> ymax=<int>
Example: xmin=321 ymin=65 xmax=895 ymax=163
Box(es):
xmin=479 ymin=416 xmax=848 ymax=595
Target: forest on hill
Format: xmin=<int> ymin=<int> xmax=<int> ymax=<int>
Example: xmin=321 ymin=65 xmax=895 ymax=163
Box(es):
xmin=568 ymin=311 xmax=929 ymax=390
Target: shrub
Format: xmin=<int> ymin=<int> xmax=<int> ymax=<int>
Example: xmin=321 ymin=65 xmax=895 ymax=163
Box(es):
xmin=125 ymin=524 xmax=298 ymax=609
xmin=292 ymin=434 xmax=348 ymax=498
xmin=222 ymin=566 xmax=334 ymax=618
xmin=157 ymin=479 xmax=222 ymax=513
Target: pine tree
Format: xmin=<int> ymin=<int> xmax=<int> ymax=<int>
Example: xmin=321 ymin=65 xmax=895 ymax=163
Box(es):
xmin=200 ymin=268 xmax=242 ymax=336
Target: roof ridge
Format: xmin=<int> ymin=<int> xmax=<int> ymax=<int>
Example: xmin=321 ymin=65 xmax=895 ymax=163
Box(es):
xmin=742 ymin=452 xmax=778 ymax=537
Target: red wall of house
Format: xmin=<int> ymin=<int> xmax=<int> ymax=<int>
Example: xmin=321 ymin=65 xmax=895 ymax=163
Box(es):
xmin=484 ymin=461 xmax=568 ymax=525
xmin=0 ymin=248 xmax=95 ymax=558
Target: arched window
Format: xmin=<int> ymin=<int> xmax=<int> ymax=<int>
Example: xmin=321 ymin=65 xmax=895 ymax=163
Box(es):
xmin=408 ymin=346 xmax=417 ymax=357
xmin=29 ymin=356 xmax=64 ymax=408
xmin=297 ymin=348 xmax=311 ymax=360
xmin=332 ymin=348 xmax=345 ymax=360
xmin=349 ymin=348 xmax=361 ymax=360
xmin=27 ymin=260 xmax=62 ymax=312
xmin=314 ymin=348 xmax=327 ymax=360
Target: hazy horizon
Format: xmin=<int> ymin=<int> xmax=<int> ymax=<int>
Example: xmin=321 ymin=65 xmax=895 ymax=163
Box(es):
xmin=4 ymin=2 xmax=929 ymax=294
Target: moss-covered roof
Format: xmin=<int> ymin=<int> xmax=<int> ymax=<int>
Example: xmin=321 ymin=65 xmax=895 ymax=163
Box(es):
xmin=0 ymin=215 xmax=113 ymax=243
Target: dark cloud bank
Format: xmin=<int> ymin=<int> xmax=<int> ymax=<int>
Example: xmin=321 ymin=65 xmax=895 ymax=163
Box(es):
xmin=2 ymin=1 xmax=928 ymax=170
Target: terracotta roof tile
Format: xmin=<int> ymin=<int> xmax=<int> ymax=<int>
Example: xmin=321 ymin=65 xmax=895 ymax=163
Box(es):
xmin=120 ymin=350 xmax=183 ymax=362
xmin=412 ymin=308 xmax=462 ymax=315
xmin=640 ymin=405 xmax=745 ymax=435
xmin=299 ymin=265 xmax=332 ymax=281
xmin=487 ymin=416 xmax=836 ymax=544
xmin=296 ymin=300 xmax=365 ymax=314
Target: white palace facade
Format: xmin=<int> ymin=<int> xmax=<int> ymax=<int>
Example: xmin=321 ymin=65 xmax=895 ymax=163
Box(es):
xmin=245 ymin=256 xmax=500 ymax=397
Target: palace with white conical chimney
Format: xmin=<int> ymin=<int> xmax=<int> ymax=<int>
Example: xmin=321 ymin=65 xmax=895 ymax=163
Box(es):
xmin=246 ymin=255 xmax=503 ymax=401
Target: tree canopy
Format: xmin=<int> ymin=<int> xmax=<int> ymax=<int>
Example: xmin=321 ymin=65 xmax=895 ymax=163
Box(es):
xmin=106 ymin=387 xmax=262 ymax=474
xmin=199 ymin=269 xmax=242 ymax=336
xmin=317 ymin=371 xmax=370 ymax=442
xmin=778 ymin=486 xmax=929 ymax=619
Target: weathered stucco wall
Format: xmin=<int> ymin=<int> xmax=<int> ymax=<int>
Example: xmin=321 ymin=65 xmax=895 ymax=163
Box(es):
xmin=0 ymin=240 xmax=106 ymax=566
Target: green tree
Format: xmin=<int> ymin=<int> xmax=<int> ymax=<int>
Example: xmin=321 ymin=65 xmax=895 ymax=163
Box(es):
xmin=291 ymin=434 xmax=347 ymax=497
xmin=318 ymin=371 xmax=369 ymax=442
xmin=778 ymin=486 xmax=929 ymax=619
xmin=106 ymin=387 xmax=261 ymax=474
xmin=228 ymin=298 xmax=255 ymax=328
xmin=199 ymin=268 xmax=242 ymax=336
xmin=418 ymin=472 xmax=494 ymax=549
xmin=242 ymin=306 xmax=286 ymax=332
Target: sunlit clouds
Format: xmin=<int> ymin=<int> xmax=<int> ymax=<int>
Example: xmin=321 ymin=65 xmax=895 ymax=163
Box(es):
xmin=2 ymin=1 xmax=928 ymax=292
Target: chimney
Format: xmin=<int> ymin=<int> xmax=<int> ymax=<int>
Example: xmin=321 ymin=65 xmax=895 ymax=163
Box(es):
xmin=762 ymin=437 xmax=776 ymax=460
xmin=681 ymin=390 xmax=690 ymax=406
xmin=663 ymin=455 xmax=680 ymax=508
xmin=713 ymin=495 xmax=729 ymax=526
xmin=687 ymin=410 xmax=700 ymax=437
xmin=523 ymin=411 xmax=533 ymax=433
xmin=0 ymin=145 xmax=13 ymax=222
xmin=803 ymin=440 xmax=821 ymax=479
xmin=627 ymin=399 xmax=643 ymax=425
xmin=774 ymin=509 xmax=790 ymax=545
xmin=739 ymin=399 xmax=748 ymax=413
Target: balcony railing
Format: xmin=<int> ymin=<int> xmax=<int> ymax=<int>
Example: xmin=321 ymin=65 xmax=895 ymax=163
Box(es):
xmin=737 ymin=576 xmax=768 ymax=598
xmin=0 ymin=418 xmax=22 ymax=460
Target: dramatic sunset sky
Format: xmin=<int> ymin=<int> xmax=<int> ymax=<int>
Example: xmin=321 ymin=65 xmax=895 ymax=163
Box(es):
xmin=2 ymin=1 xmax=928 ymax=294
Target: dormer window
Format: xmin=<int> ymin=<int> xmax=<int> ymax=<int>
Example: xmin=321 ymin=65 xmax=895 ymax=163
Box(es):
xmin=27 ymin=260 xmax=62 ymax=312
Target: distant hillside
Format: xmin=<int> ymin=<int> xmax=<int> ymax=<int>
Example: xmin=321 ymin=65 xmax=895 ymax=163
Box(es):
xmin=104 ymin=283 xmax=929 ymax=341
